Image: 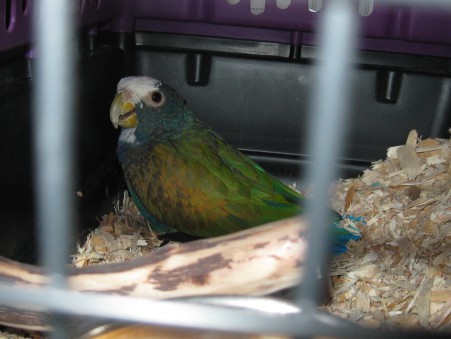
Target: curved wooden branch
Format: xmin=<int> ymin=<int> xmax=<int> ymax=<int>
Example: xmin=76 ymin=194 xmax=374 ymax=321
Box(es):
xmin=0 ymin=216 xmax=308 ymax=331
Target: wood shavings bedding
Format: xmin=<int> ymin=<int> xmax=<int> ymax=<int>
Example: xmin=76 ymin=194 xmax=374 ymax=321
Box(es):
xmin=72 ymin=191 xmax=162 ymax=267
xmin=326 ymin=129 xmax=450 ymax=331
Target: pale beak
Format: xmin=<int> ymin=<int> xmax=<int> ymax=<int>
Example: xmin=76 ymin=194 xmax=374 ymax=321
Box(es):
xmin=110 ymin=93 xmax=137 ymax=129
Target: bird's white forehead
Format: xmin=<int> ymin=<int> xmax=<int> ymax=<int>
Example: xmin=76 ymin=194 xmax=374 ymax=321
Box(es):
xmin=117 ymin=76 xmax=162 ymax=103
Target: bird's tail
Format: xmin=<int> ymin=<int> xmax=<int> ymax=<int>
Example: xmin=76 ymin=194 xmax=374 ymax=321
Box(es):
xmin=330 ymin=216 xmax=361 ymax=254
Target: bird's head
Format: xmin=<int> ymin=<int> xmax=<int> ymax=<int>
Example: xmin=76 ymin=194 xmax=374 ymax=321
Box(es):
xmin=110 ymin=76 xmax=192 ymax=143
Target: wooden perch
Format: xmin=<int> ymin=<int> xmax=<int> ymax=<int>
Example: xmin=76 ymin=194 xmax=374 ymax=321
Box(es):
xmin=0 ymin=216 xmax=309 ymax=331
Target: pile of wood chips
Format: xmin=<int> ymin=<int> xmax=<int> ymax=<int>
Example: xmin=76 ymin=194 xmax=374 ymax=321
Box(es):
xmin=326 ymin=129 xmax=450 ymax=331
xmin=72 ymin=191 xmax=162 ymax=267
xmin=72 ymin=129 xmax=450 ymax=331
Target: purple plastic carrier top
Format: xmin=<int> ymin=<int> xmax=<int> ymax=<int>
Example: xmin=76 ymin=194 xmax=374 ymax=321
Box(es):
xmin=1 ymin=0 xmax=451 ymax=57
xmin=0 ymin=0 xmax=116 ymax=53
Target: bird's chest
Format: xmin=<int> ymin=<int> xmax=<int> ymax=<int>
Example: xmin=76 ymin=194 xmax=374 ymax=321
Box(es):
xmin=122 ymin=142 xmax=228 ymax=225
xmin=122 ymin=143 xmax=165 ymax=181
xmin=121 ymin=143 xmax=195 ymax=203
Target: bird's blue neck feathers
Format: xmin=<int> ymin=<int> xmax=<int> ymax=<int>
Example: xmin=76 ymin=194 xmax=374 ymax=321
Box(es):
xmin=117 ymin=105 xmax=197 ymax=164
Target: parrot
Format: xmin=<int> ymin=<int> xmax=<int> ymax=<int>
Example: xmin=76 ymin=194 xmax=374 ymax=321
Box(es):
xmin=110 ymin=76 xmax=360 ymax=253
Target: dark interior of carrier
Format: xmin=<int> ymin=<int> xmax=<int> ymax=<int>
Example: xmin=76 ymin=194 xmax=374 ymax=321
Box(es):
xmin=0 ymin=0 xmax=449 ymax=266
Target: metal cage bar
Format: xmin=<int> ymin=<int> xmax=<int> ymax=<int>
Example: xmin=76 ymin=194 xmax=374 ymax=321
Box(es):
xmin=32 ymin=0 xmax=77 ymax=287
xmin=0 ymin=0 xmax=450 ymax=337
xmin=297 ymin=0 xmax=357 ymax=306
xmin=32 ymin=1 xmax=77 ymax=336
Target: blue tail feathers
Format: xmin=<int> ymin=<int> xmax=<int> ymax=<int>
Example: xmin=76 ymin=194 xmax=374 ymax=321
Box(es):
xmin=330 ymin=214 xmax=362 ymax=254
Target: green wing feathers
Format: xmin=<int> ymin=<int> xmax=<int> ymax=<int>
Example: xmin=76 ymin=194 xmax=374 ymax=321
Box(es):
xmin=124 ymin=125 xmax=302 ymax=237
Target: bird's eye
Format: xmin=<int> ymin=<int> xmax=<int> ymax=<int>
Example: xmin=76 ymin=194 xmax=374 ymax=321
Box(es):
xmin=144 ymin=90 xmax=165 ymax=108
xmin=151 ymin=91 xmax=163 ymax=104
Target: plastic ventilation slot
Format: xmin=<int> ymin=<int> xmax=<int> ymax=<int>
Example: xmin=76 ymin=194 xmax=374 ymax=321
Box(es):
xmin=21 ymin=0 xmax=28 ymax=13
xmin=4 ymin=0 xmax=28 ymax=32
xmin=4 ymin=0 xmax=13 ymax=32
xmin=228 ymin=0 xmax=290 ymax=9
xmin=250 ymin=0 xmax=265 ymax=15
xmin=308 ymin=0 xmax=323 ymax=12
xmin=358 ymin=0 xmax=374 ymax=16
xmin=276 ymin=0 xmax=291 ymax=9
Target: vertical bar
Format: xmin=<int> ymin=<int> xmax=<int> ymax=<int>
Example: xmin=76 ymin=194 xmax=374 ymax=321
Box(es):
xmin=32 ymin=0 xmax=77 ymax=289
xmin=33 ymin=0 xmax=76 ymax=283
xmin=33 ymin=1 xmax=77 ymax=336
xmin=298 ymin=0 xmax=357 ymax=305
